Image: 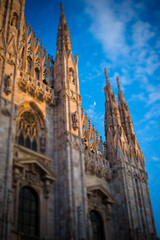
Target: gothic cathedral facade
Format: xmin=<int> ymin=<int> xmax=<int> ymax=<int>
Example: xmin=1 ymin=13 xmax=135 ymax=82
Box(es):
xmin=0 ymin=0 xmax=158 ymax=240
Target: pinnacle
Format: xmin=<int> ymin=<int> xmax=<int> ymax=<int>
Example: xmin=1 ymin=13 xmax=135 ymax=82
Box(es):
xmin=60 ymin=3 xmax=64 ymax=15
xmin=104 ymin=68 xmax=109 ymax=84
xmin=59 ymin=2 xmax=66 ymax=23
xmin=104 ymin=67 xmax=112 ymax=90
xmin=117 ymin=76 xmax=125 ymax=103
xmin=56 ymin=3 xmax=72 ymax=52
xmin=116 ymin=76 xmax=121 ymax=90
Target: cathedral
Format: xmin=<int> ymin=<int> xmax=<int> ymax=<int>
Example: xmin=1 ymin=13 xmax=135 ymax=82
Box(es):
xmin=0 ymin=0 xmax=158 ymax=240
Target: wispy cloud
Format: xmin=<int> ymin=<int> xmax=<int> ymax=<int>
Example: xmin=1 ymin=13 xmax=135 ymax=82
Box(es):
xmin=85 ymin=0 xmax=129 ymax=60
xmin=86 ymin=102 xmax=97 ymax=119
xmin=84 ymin=0 xmax=160 ymax=93
xmin=152 ymin=156 xmax=160 ymax=161
xmin=86 ymin=102 xmax=104 ymax=130
xmin=84 ymin=0 xmax=160 ymax=143
xmin=144 ymin=104 xmax=160 ymax=120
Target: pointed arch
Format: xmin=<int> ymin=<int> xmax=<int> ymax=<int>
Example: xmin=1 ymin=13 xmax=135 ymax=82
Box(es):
xmin=16 ymin=101 xmax=46 ymax=153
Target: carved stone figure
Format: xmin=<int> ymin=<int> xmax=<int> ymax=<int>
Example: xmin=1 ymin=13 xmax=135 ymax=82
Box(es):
xmin=72 ymin=111 xmax=79 ymax=130
xmin=69 ymin=68 xmax=75 ymax=84
xmin=5 ymin=73 xmax=13 ymax=95
xmin=11 ymin=13 xmax=18 ymax=28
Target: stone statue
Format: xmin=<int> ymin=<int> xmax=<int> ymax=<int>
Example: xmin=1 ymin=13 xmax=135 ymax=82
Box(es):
xmin=5 ymin=73 xmax=13 ymax=95
xmin=72 ymin=111 xmax=78 ymax=130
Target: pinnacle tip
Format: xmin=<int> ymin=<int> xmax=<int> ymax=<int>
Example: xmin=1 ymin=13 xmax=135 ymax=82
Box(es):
xmin=116 ymin=76 xmax=120 ymax=89
xmin=60 ymin=3 xmax=64 ymax=13
xmin=104 ymin=67 xmax=109 ymax=83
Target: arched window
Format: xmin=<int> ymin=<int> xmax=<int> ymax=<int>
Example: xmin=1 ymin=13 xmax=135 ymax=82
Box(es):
xmin=18 ymin=187 xmax=39 ymax=236
xmin=17 ymin=111 xmax=38 ymax=151
xmin=90 ymin=210 xmax=104 ymax=240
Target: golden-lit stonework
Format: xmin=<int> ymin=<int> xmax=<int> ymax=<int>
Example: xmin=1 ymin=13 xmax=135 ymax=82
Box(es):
xmin=0 ymin=1 xmax=158 ymax=240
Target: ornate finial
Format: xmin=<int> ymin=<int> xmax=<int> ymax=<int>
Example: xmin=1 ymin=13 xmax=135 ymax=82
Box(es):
xmin=76 ymin=54 xmax=79 ymax=64
xmin=89 ymin=119 xmax=92 ymax=128
xmin=60 ymin=3 xmax=64 ymax=14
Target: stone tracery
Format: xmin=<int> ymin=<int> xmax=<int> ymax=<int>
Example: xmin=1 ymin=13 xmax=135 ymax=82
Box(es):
xmin=17 ymin=111 xmax=38 ymax=151
xmin=16 ymin=102 xmax=46 ymax=153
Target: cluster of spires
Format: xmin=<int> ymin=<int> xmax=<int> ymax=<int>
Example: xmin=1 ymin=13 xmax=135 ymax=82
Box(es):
xmin=104 ymin=68 xmax=144 ymax=164
xmin=54 ymin=3 xmax=144 ymax=164
xmin=56 ymin=2 xmax=135 ymax=143
xmin=104 ymin=67 xmax=134 ymax=139
xmin=81 ymin=108 xmax=104 ymax=155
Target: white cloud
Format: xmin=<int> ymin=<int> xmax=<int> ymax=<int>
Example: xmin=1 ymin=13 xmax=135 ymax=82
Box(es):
xmin=152 ymin=156 xmax=160 ymax=161
xmin=85 ymin=0 xmax=129 ymax=60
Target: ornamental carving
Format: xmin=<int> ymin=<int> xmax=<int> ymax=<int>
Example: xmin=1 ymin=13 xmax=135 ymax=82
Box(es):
xmin=25 ymin=171 xmax=38 ymax=184
xmin=28 ymin=81 xmax=36 ymax=96
xmin=18 ymin=71 xmax=55 ymax=106
xmin=81 ymin=108 xmax=105 ymax=156
xmin=13 ymin=144 xmax=56 ymax=198
xmin=85 ymin=153 xmax=112 ymax=181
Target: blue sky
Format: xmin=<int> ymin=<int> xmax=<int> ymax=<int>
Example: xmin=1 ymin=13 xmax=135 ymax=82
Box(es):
xmin=25 ymin=0 xmax=160 ymax=236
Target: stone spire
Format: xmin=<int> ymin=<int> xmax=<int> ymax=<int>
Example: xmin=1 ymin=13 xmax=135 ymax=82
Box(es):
xmin=104 ymin=68 xmax=112 ymax=91
xmin=117 ymin=76 xmax=134 ymax=140
xmin=117 ymin=77 xmax=145 ymax=162
xmin=104 ymin=69 xmax=123 ymax=162
xmin=117 ymin=76 xmax=126 ymax=103
xmin=104 ymin=69 xmax=121 ymax=135
xmin=56 ymin=3 xmax=72 ymax=54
